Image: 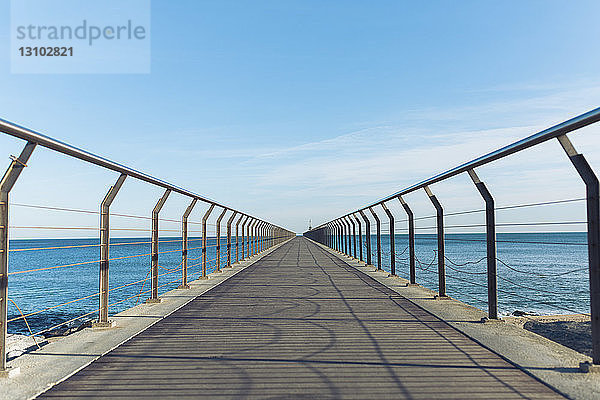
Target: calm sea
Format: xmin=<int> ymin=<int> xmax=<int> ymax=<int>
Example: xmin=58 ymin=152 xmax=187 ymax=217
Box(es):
xmin=7 ymin=233 xmax=589 ymax=335
xmin=7 ymin=236 xmax=228 ymax=336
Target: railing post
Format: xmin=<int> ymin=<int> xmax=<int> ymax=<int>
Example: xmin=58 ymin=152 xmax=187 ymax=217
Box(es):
xmin=253 ymin=220 xmax=258 ymax=255
xmin=467 ymin=169 xmax=497 ymax=319
xmin=268 ymin=224 xmax=272 ymax=248
xmin=259 ymin=222 xmax=264 ymax=252
xmin=342 ymin=218 xmax=349 ymax=256
xmin=354 ymin=213 xmax=363 ymax=262
xmin=345 ymin=217 xmax=353 ymax=257
xmin=348 ymin=216 xmax=357 ymax=259
xmin=340 ymin=218 xmax=347 ymax=254
xmin=265 ymin=224 xmax=269 ymax=248
xmin=333 ymin=221 xmax=338 ymax=251
xmin=1 ymin=141 xmax=35 ymax=376
xmin=226 ymin=211 xmax=237 ymax=267
xmin=245 ymin=218 xmax=250 ymax=257
xmin=254 ymin=221 xmax=260 ymax=254
xmin=368 ymin=207 xmax=382 ymax=271
xmin=337 ymin=220 xmax=343 ymax=252
xmin=359 ymin=210 xmax=372 ymax=267
xmin=424 ymin=186 xmax=447 ymax=298
xmin=557 ymin=135 xmax=600 ymax=366
xmin=96 ymin=173 xmax=127 ymax=326
xmin=253 ymin=219 xmax=257 ymax=255
xmin=236 ymin=214 xmax=245 ymax=262
xmin=249 ymin=219 xmax=253 ymax=256
xmin=332 ymin=221 xmax=338 ymax=251
xmin=241 ymin=215 xmax=248 ymax=259
xmin=215 ymin=208 xmax=227 ymax=272
xmin=256 ymin=221 xmax=263 ymax=254
xmin=342 ymin=217 xmax=349 ymax=255
xmin=201 ymin=204 xmax=215 ymax=279
xmin=382 ymin=202 xmax=396 ymax=277
xmin=149 ymin=189 xmax=171 ymax=303
xmin=397 ymin=196 xmax=416 ymax=285
xmin=257 ymin=221 xmax=263 ymax=254
xmin=179 ymin=198 xmax=197 ymax=289
xmin=338 ymin=219 xmax=344 ymax=253
xmin=250 ymin=218 xmax=255 ymax=256
xmin=255 ymin=222 xmax=260 ymax=253
xmin=333 ymin=220 xmax=339 ymax=252
xmin=260 ymin=222 xmax=266 ymax=252
xmin=257 ymin=221 xmax=260 ymax=254
xmin=247 ymin=218 xmax=253 ymax=257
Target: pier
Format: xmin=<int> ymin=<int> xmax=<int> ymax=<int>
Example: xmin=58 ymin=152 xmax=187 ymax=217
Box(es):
xmin=36 ymin=237 xmax=561 ymax=399
xmin=1 ymin=109 xmax=600 ymax=399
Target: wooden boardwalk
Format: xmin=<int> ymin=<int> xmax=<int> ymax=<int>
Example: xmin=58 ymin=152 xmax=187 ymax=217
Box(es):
xmin=39 ymin=237 xmax=563 ymax=399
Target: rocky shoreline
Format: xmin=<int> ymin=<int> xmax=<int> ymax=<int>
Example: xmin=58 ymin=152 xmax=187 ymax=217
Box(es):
xmin=503 ymin=313 xmax=592 ymax=358
xmin=5 ymin=334 xmax=47 ymax=360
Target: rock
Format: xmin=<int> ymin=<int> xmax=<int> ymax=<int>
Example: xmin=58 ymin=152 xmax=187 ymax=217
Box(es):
xmin=512 ymin=310 xmax=530 ymax=316
xmin=6 ymin=334 xmax=48 ymax=360
xmin=524 ymin=320 xmax=592 ymax=358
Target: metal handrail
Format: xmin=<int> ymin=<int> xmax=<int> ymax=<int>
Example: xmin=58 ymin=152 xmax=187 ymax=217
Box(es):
xmin=360 ymin=107 xmax=600 ymax=210
xmin=311 ymin=106 xmax=600 ymax=228
xmin=0 ymin=117 xmax=273 ymax=223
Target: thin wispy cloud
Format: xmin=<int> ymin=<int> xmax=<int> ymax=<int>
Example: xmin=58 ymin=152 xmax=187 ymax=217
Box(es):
xmin=233 ymin=83 xmax=600 ymax=228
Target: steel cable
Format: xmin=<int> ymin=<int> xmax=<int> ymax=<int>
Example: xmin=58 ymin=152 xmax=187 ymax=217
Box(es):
xmin=7 ymin=298 xmax=41 ymax=349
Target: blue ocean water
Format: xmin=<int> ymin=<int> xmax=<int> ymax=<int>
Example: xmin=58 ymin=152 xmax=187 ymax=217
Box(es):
xmin=7 ymin=236 xmax=233 ymax=335
xmin=346 ymin=232 xmax=588 ymax=317
xmin=6 ymin=233 xmax=589 ymax=336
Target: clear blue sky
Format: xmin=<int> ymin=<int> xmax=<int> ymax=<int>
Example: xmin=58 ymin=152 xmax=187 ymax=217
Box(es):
xmin=1 ymin=0 xmax=600 ymax=236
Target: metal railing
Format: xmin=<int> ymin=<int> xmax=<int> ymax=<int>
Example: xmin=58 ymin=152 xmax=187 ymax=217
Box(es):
xmin=304 ymin=107 xmax=600 ymax=365
xmin=0 ymin=119 xmax=294 ymax=372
